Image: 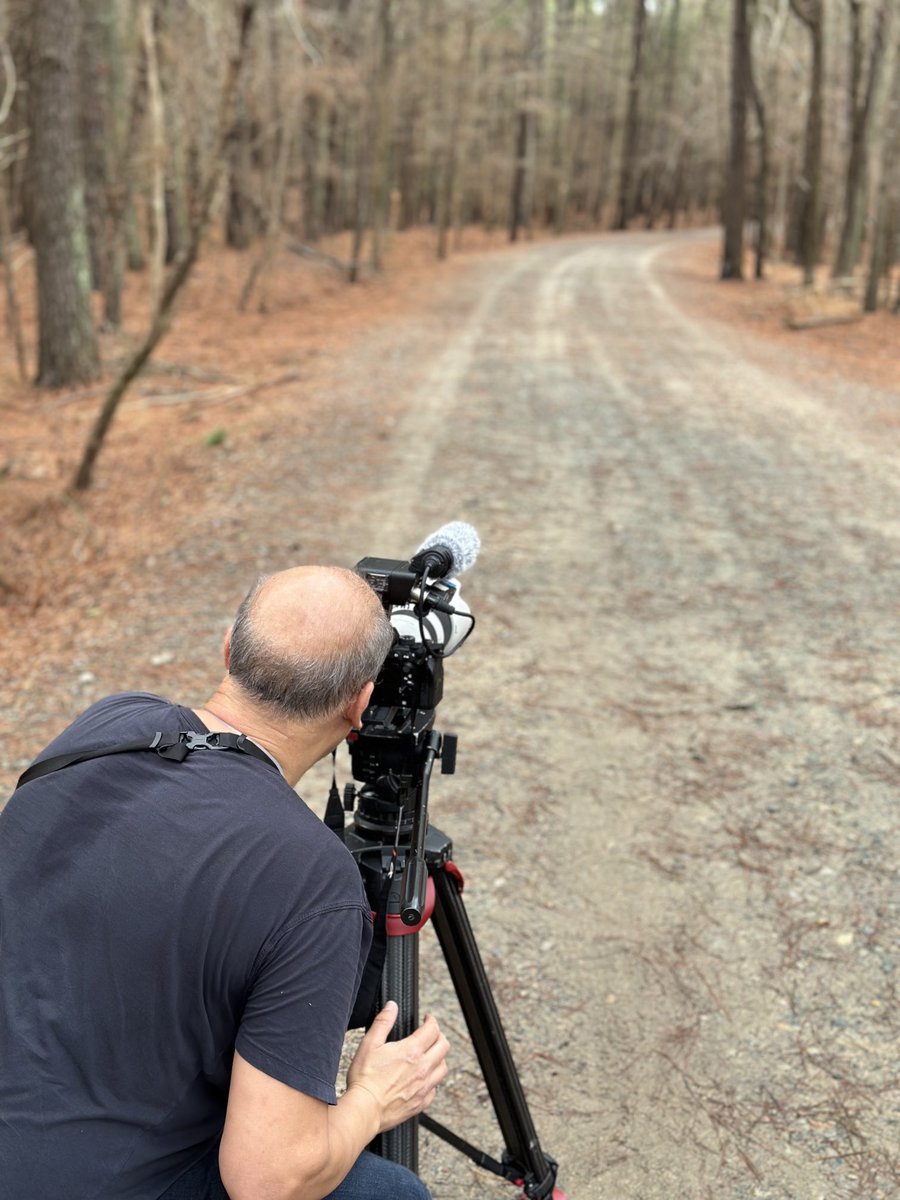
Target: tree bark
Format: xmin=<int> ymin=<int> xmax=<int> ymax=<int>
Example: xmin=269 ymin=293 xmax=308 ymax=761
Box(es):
xmin=226 ymin=99 xmax=259 ymax=249
xmin=721 ymin=0 xmax=751 ymax=279
xmin=0 ymin=11 xmax=26 ymax=380
xmin=615 ymin=0 xmax=647 ymax=231
xmin=747 ymin=2 xmax=769 ymax=279
xmin=29 ymin=0 xmax=99 ymax=387
xmin=646 ymin=0 xmax=681 ymax=230
xmin=0 ymin=173 xmax=26 ymax=380
xmin=79 ymin=0 xmax=112 ymax=300
xmin=833 ymin=0 xmax=889 ymax=279
xmin=789 ymin=0 xmax=824 ymax=287
xmin=370 ymin=0 xmax=395 ymax=272
xmin=509 ymin=0 xmax=544 ymax=243
xmin=140 ymin=0 xmax=166 ymax=315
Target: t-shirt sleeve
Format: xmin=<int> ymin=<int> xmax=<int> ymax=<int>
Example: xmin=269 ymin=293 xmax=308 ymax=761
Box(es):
xmin=235 ymin=903 xmax=372 ymax=1103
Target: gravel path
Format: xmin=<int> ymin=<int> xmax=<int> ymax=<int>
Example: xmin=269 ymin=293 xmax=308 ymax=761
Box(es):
xmin=4 ymin=230 xmax=899 ymax=1199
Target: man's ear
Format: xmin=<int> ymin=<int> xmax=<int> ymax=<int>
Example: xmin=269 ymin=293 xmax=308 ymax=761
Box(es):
xmin=345 ymin=681 xmax=374 ymax=730
xmin=223 ymin=627 xmax=232 ymax=670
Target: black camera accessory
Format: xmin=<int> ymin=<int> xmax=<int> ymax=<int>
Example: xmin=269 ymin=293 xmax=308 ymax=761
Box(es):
xmin=340 ymin=526 xmax=565 ymax=1200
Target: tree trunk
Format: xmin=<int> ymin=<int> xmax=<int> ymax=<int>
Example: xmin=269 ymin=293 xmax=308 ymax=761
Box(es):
xmin=0 ymin=4 xmax=26 ymax=380
xmin=239 ymin=99 xmax=296 ymax=309
xmin=789 ymin=0 xmax=824 ymax=287
xmin=140 ymin=0 xmax=165 ymax=315
xmin=79 ymin=0 xmax=113 ymax=300
xmin=509 ymin=0 xmax=544 ymax=243
xmin=646 ymin=0 xmax=681 ymax=231
xmin=615 ymin=0 xmax=646 ymax=231
xmin=721 ymin=0 xmax=750 ymax=279
xmin=864 ymin=13 xmax=899 ymax=311
xmin=833 ymin=0 xmax=889 ymax=279
xmin=0 ymin=174 xmax=27 ymax=381
xmin=226 ymin=100 xmax=258 ymax=249
xmin=437 ymin=4 xmax=473 ymax=260
xmin=29 ymin=0 xmax=99 ymax=387
xmin=370 ymin=0 xmax=395 ymax=272
xmin=747 ymin=3 xmax=769 ymax=279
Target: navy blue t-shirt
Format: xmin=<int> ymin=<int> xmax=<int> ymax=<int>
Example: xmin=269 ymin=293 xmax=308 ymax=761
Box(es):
xmin=0 ymin=694 xmax=372 ymax=1199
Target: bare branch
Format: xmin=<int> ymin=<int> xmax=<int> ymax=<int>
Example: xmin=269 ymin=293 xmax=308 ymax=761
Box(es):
xmin=283 ymin=0 xmax=322 ymax=65
xmin=0 ymin=38 xmax=15 ymax=126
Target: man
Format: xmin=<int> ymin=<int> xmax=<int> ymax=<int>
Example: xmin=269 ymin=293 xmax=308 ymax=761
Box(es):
xmin=0 ymin=566 xmax=450 ymax=1199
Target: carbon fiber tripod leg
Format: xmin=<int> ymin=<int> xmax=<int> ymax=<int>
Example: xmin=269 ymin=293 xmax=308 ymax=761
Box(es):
xmin=379 ymin=931 xmax=420 ymax=1173
xmin=429 ymin=865 xmax=557 ymax=1197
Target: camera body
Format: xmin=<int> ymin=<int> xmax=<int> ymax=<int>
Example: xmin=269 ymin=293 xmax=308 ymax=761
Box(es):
xmin=350 ymin=555 xmax=471 ymax=816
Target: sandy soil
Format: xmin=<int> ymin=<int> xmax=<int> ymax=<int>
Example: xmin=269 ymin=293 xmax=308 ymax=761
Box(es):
xmin=2 ymin=228 xmax=899 ymax=1199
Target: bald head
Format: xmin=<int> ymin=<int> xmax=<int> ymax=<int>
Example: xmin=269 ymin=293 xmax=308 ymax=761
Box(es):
xmin=227 ymin=566 xmax=393 ymax=722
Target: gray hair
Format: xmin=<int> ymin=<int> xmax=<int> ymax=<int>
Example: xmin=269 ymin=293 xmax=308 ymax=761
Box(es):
xmin=227 ymin=569 xmax=393 ymax=721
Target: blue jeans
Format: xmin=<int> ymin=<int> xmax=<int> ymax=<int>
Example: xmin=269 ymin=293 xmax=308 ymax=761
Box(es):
xmin=159 ymin=1143 xmax=431 ymax=1200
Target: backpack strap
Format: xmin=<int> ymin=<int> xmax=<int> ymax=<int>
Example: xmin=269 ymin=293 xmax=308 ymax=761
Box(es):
xmin=15 ymin=730 xmax=275 ymax=791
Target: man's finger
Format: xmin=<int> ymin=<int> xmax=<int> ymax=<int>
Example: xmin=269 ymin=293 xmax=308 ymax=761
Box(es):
xmin=366 ymin=1000 xmax=399 ymax=1047
xmin=404 ymin=1013 xmax=439 ymax=1044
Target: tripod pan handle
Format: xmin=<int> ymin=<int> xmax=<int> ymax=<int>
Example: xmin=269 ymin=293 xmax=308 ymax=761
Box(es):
xmin=400 ymin=857 xmax=429 ymax=925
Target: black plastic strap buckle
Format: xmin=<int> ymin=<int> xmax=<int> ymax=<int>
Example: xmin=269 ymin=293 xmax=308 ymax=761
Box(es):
xmin=152 ymin=730 xmax=247 ymax=762
xmin=182 ymin=732 xmax=224 ymax=750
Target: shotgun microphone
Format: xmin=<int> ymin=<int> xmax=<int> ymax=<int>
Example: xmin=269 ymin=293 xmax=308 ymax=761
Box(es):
xmin=410 ymin=522 xmax=480 ymax=580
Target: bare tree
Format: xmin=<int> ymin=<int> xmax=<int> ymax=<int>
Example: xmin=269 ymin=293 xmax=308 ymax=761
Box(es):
xmin=29 ymin=0 xmax=99 ymax=387
xmin=140 ymin=0 xmax=166 ymax=316
xmin=722 ymin=0 xmax=751 ymax=278
xmin=72 ymin=1 xmax=258 ymax=491
xmin=0 ymin=0 xmax=26 ymax=379
xmin=864 ymin=14 xmax=899 ymax=311
xmin=833 ymin=0 xmax=890 ymax=279
xmin=789 ymin=0 xmax=825 ymax=286
xmin=509 ymin=0 xmax=544 ymax=243
xmin=616 ymin=0 xmax=647 ymax=231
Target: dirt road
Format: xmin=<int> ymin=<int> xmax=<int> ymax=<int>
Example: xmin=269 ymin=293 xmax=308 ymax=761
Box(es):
xmin=4 ymin=230 xmax=899 ymax=1198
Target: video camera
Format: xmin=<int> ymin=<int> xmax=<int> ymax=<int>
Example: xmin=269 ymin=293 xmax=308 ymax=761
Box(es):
xmin=347 ymin=523 xmax=478 ymax=832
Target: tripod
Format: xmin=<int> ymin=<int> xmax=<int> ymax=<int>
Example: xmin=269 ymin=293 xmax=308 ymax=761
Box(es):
xmin=327 ymin=726 xmax=565 ymax=1200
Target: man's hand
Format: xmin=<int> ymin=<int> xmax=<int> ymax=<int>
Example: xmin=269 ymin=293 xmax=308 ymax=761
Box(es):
xmin=345 ymin=1001 xmax=450 ymax=1133
xmin=220 ymin=1006 xmax=449 ymax=1200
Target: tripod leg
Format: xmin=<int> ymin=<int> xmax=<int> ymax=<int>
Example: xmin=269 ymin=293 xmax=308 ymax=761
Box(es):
xmin=430 ymin=865 xmax=556 ymax=1198
xmin=379 ymin=931 xmax=420 ymax=1173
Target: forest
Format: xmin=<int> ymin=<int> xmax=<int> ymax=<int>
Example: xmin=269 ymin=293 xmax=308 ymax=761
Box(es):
xmin=0 ymin=0 xmax=898 ymax=486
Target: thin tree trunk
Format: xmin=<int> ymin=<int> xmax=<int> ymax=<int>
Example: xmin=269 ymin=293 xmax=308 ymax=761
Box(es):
xmin=789 ymin=0 xmax=824 ymax=287
xmin=509 ymin=0 xmax=544 ymax=242
xmin=864 ymin=193 xmax=890 ymax=313
xmin=80 ymin=0 xmax=112 ymax=299
xmin=140 ymin=0 xmax=166 ymax=316
xmin=438 ymin=5 xmax=473 ymax=260
xmin=864 ymin=17 xmax=899 ymax=311
xmin=615 ymin=0 xmax=647 ymax=231
xmin=747 ymin=5 xmax=769 ymax=279
xmin=646 ymin=0 xmax=681 ymax=230
xmin=0 ymin=174 xmax=26 ymax=380
xmin=833 ymin=0 xmax=889 ymax=279
xmin=0 ymin=18 xmax=25 ymax=380
xmin=509 ymin=109 xmax=529 ymax=243
xmin=370 ymin=0 xmax=395 ymax=272
xmin=226 ymin=100 xmax=258 ymax=249
xmin=722 ymin=0 xmax=750 ymax=278
xmin=238 ymin=118 xmax=295 ymax=312
xmin=72 ymin=2 xmax=257 ymax=491
xmin=30 ymin=0 xmax=99 ymax=387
